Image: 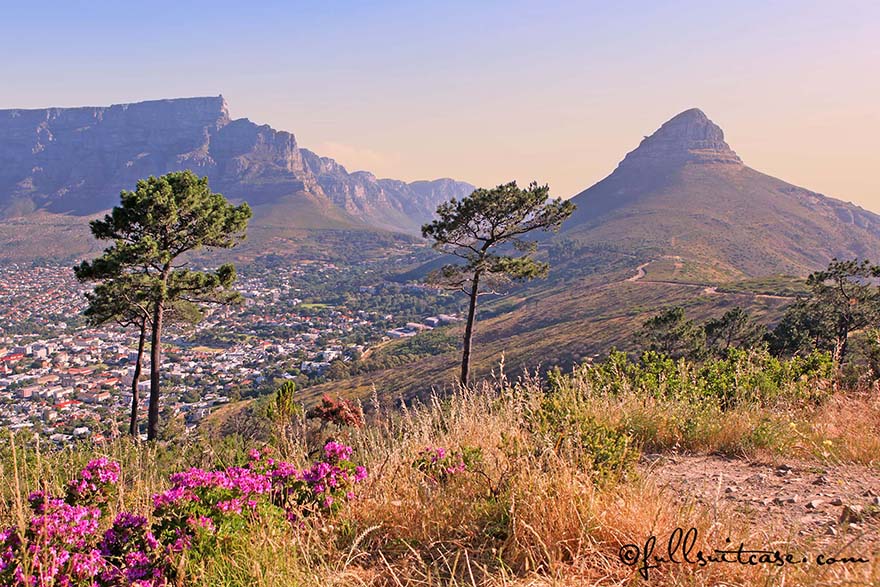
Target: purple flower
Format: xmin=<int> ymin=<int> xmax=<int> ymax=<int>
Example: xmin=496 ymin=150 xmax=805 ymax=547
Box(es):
xmin=323 ymin=441 xmax=354 ymax=462
xmin=216 ymin=498 xmax=244 ymax=514
xmin=153 ymin=486 xmax=198 ymax=509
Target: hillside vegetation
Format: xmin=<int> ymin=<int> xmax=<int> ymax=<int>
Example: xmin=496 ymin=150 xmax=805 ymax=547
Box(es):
xmin=307 ymin=267 xmax=793 ymax=403
xmin=3 ymin=350 xmax=879 ymax=586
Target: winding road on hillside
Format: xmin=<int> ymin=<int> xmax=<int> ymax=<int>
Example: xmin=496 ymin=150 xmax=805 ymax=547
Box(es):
xmin=625 ymin=259 xmax=796 ymax=301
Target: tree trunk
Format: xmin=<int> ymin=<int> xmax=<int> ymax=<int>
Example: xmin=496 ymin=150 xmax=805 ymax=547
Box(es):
xmin=129 ymin=316 xmax=147 ymax=438
xmin=147 ymin=300 xmax=164 ymax=441
xmin=833 ymin=334 xmax=848 ymax=370
xmin=460 ymin=272 xmax=481 ymax=387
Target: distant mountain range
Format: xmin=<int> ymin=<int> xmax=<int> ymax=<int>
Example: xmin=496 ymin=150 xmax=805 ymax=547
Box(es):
xmin=561 ymin=108 xmax=880 ymax=277
xmin=1 ymin=98 xmax=879 ymax=277
xmin=0 ymin=96 xmax=474 ymax=234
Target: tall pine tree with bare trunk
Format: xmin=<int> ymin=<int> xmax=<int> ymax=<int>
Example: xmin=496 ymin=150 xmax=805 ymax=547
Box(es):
xmin=73 ymin=269 xmax=153 ymax=437
xmin=81 ymin=171 xmax=251 ymax=440
xmin=422 ymin=181 xmax=575 ymax=386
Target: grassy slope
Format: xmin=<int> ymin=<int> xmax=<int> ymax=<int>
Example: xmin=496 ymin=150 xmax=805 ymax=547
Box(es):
xmin=4 ymin=366 xmax=879 ymax=586
xmin=304 ymin=266 xmax=793 ymax=405
xmin=0 ymin=191 xmax=406 ymax=263
xmin=564 ymin=164 xmax=880 ymax=279
xmin=0 ymin=212 xmax=104 ymax=262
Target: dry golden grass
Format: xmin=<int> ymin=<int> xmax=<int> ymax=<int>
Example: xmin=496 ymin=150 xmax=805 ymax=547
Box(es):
xmin=805 ymin=391 xmax=880 ymax=466
xmin=2 ymin=373 xmax=879 ymax=586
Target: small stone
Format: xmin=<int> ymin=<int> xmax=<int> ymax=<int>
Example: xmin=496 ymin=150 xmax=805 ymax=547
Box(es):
xmin=777 ymin=464 xmax=793 ymax=472
xmin=840 ymin=505 xmax=864 ymax=524
xmin=872 ymin=496 xmax=880 ymax=507
xmin=725 ymin=486 xmax=737 ymax=494
xmin=831 ymin=497 xmax=844 ymax=506
xmin=812 ymin=476 xmax=829 ymax=485
xmin=785 ymin=495 xmax=800 ymax=504
xmin=806 ymin=499 xmax=824 ymax=510
xmin=825 ymin=526 xmax=838 ymax=536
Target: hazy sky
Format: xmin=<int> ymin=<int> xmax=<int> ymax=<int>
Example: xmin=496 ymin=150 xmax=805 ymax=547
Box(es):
xmin=2 ymin=1 xmax=878 ymax=209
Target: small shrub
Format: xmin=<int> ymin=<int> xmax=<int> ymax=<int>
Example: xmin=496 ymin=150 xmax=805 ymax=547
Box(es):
xmin=306 ymin=394 xmax=365 ymax=429
xmin=536 ymin=391 xmax=637 ymax=481
xmin=576 ymin=417 xmax=639 ymax=480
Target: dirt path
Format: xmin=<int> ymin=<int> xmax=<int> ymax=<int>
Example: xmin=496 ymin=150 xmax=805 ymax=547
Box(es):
xmin=644 ymin=454 xmax=880 ymax=552
xmin=624 ymin=260 xmax=795 ymax=302
xmin=626 ymin=262 xmax=650 ymax=282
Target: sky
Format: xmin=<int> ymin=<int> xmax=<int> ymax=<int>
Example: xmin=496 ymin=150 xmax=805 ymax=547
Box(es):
xmin=2 ymin=0 xmax=879 ymax=209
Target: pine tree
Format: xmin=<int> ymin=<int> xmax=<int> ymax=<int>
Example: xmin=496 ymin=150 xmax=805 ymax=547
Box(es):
xmin=81 ymin=171 xmax=251 ymax=439
xmin=422 ymin=181 xmax=575 ymax=386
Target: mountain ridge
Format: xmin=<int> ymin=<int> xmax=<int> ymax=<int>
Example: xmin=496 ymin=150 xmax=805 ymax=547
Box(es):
xmin=0 ymin=96 xmax=473 ymax=235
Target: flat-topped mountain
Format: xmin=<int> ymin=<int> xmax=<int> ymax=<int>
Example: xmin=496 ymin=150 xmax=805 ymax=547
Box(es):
xmin=562 ymin=108 xmax=880 ymax=277
xmin=0 ymin=96 xmax=473 ymax=235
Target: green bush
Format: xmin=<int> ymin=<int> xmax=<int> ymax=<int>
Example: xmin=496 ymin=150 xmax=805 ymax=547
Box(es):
xmin=534 ymin=384 xmax=637 ymax=482
xmin=572 ymin=347 xmax=832 ymax=410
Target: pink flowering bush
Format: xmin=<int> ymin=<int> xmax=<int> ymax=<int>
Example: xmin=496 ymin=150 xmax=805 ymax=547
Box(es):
xmin=413 ymin=445 xmax=482 ymax=484
xmin=66 ymin=457 xmax=121 ymax=507
xmin=0 ymin=459 xmax=168 ymax=587
xmin=289 ymin=441 xmax=368 ymax=514
xmin=152 ymin=441 xmax=367 ymax=549
xmin=0 ymin=443 xmax=367 ymax=586
xmin=98 ymin=513 xmax=170 ymax=586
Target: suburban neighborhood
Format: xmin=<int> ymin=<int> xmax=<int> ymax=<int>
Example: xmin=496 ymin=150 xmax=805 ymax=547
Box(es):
xmin=0 ymin=260 xmax=459 ymax=443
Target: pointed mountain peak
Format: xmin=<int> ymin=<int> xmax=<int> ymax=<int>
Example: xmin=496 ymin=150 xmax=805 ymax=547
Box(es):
xmin=665 ymin=107 xmax=710 ymax=123
xmin=618 ymin=108 xmax=743 ymax=169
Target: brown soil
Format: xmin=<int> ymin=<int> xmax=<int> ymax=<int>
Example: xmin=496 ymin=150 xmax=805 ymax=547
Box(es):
xmin=644 ymin=454 xmax=880 ymax=555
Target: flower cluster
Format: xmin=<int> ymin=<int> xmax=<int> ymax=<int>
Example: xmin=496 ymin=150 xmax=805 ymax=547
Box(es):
xmin=66 ymin=457 xmax=121 ymax=506
xmin=413 ymin=445 xmax=480 ymax=484
xmin=151 ymin=441 xmax=367 ymax=549
xmin=0 ymin=459 xmax=169 ymax=587
xmin=98 ymin=512 xmax=168 ymax=586
xmin=0 ymin=445 xmax=367 ymax=586
xmin=295 ymin=442 xmax=368 ymax=513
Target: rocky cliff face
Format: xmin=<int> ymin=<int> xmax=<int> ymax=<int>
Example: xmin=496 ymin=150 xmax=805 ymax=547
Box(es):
xmin=0 ymin=96 xmax=471 ymax=233
xmin=617 ymin=108 xmax=743 ymax=170
xmin=1 ymin=97 xmax=230 ymax=215
xmin=301 ymin=149 xmax=473 ymax=232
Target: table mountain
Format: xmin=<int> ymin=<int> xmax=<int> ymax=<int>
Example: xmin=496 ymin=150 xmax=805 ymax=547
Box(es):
xmin=0 ymin=96 xmax=472 ymax=237
xmin=563 ymin=108 xmax=880 ymax=277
